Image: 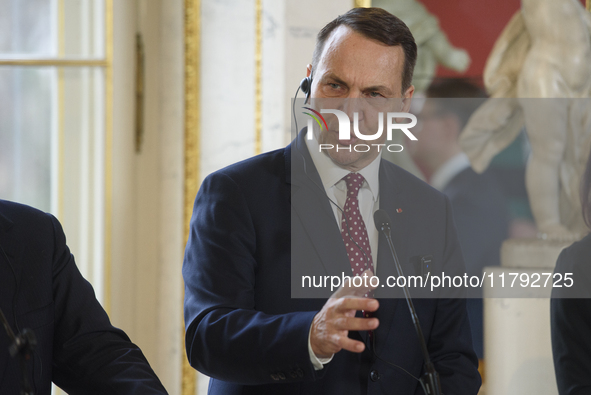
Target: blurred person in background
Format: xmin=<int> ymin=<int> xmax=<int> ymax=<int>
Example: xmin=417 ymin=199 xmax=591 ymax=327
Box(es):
xmin=551 ymin=145 xmax=591 ymax=395
xmin=409 ymin=79 xmax=509 ymax=360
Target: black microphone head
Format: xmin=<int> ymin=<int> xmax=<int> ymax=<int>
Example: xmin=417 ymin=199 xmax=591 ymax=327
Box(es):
xmin=373 ymin=209 xmax=391 ymax=232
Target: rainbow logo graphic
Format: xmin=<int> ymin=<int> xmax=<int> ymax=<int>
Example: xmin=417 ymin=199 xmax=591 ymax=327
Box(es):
xmin=302 ymin=107 xmax=328 ymax=131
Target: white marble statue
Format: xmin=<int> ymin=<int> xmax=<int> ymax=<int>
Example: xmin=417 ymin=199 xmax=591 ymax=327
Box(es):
xmin=459 ymin=0 xmax=591 ymax=239
xmin=373 ymin=0 xmax=470 ymax=92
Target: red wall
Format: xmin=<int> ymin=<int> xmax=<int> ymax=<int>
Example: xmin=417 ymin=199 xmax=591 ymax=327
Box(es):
xmin=420 ymin=0 xmax=587 ymax=83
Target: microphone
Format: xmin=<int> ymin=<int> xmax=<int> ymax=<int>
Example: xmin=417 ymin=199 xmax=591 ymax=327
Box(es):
xmin=1 ymin=303 xmax=36 ymax=395
xmin=374 ymin=209 xmax=442 ymax=395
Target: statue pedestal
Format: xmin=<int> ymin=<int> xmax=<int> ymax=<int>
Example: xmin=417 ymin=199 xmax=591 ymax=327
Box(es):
xmin=483 ymin=238 xmax=573 ymax=395
xmin=500 ymin=238 xmax=573 ymax=269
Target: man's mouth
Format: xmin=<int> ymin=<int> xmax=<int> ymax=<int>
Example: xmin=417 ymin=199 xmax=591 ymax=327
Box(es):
xmin=330 ymin=129 xmax=359 ymax=146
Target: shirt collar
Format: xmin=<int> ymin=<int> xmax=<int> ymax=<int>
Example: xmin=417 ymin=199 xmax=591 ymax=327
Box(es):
xmin=430 ymin=153 xmax=471 ymax=191
xmin=305 ymin=133 xmax=381 ymax=202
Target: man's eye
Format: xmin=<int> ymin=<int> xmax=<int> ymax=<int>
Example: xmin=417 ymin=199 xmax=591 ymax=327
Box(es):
xmin=329 ymin=83 xmax=340 ymax=89
xmin=369 ymin=92 xmax=383 ymax=98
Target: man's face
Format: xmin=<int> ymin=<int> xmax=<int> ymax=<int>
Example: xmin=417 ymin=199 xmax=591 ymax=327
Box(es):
xmin=307 ymin=25 xmax=414 ymax=172
xmin=409 ymin=100 xmax=445 ymax=162
xmin=409 ymin=100 xmax=458 ymax=166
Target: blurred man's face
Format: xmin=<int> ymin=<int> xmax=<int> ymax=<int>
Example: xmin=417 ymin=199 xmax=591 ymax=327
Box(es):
xmin=409 ymin=100 xmax=456 ymax=168
xmin=307 ymin=25 xmax=414 ymax=172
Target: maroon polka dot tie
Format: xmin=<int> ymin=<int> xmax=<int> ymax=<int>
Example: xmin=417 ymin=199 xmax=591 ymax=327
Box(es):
xmin=340 ymin=173 xmax=374 ymax=299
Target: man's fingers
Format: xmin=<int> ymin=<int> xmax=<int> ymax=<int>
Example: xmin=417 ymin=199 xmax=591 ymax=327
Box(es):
xmin=334 ymin=297 xmax=379 ymax=314
xmin=312 ymin=269 xmax=381 ymax=358
xmin=361 ymin=269 xmax=376 ymax=281
xmin=333 ymin=284 xmax=368 ymax=299
xmin=332 ymin=269 xmax=378 ymax=299
xmin=332 ymin=334 xmax=366 ymax=353
xmin=334 ymin=316 xmax=379 ymax=331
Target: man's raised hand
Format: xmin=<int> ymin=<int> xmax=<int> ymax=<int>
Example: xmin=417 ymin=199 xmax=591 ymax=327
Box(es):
xmin=310 ymin=270 xmax=379 ymax=358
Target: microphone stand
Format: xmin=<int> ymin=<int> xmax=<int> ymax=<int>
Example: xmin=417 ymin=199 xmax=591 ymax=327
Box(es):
xmin=374 ymin=209 xmax=442 ymax=395
xmin=0 ymin=306 xmax=36 ymax=395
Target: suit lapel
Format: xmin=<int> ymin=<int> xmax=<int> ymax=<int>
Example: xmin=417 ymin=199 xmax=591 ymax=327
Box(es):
xmin=288 ymin=133 xmax=352 ymax=278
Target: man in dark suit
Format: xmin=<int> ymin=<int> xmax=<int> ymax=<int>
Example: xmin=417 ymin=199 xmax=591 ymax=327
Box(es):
xmin=0 ymin=199 xmax=168 ymax=395
xmin=183 ymin=8 xmax=480 ymax=394
xmin=551 ymin=148 xmax=591 ymax=395
xmin=551 ymin=233 xmax=591 ymax=395
xmin=409 ymin=79 xmax=508 ymax=359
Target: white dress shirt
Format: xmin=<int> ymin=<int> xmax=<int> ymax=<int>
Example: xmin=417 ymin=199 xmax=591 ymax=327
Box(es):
xmin=303 ymin=135 xmax=382 ymax=369
xmin=430 ymin=153 xmax=471 ymax=192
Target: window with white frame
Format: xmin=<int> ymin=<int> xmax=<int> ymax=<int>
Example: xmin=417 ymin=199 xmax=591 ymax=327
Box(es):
xmin=0 ymin=0 xmax=110 ymax=303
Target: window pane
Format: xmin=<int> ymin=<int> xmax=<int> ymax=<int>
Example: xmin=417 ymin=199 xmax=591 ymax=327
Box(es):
xmin=0 ymin=65 xmax=105 ymax=294
xmin=0 ymin=0 xmax=55 ymax=57
xmin=0 ymin=0 xmax=105 ymax=58
xmin=0 ymin=66 xmax=54 ymax=211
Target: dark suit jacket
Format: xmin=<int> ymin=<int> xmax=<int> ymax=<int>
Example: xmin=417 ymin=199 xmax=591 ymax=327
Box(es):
xmin=443 ymin=167 xmax=508 ymax=358
xmin=551 ymin=233 xmax=591 ymax=395
xmin=0 ymin=200 xmax=167 ymax=395
xmin=442 ymin=167 xmax=507 ymax=280
xmin=183 ymin=132 xmax=481 ymax=394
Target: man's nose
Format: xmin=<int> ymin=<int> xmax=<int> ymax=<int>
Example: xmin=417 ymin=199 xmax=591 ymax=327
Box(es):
xmin=341 ymin=91 xmax=364 ymax=122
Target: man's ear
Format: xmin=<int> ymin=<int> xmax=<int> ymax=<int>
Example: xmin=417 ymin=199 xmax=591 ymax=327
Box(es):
xmin=401 ymin=85 xmax=415 ymax=112
xmin=306 ymin=64 xmax=312 ymax=78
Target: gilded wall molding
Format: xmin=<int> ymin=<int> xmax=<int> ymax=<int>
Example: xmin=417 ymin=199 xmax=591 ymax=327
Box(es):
xmin=354 ymin=0 xmax=372 ymax=7
xmin=183 ymin=0 xmax=200 ymax=393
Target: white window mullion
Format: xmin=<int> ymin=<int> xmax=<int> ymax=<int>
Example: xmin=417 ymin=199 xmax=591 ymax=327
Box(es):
xmin=92 ymin=67 xmax=105 ymax=302
xmin=50 ymin=67 xmax=60 ymax=217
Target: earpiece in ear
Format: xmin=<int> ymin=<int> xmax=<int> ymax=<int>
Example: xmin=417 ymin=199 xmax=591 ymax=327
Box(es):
xmin=300 ymin=77 xmax=312 ymax=104
xmin=300 ymin=77 xmax=311 ymax=94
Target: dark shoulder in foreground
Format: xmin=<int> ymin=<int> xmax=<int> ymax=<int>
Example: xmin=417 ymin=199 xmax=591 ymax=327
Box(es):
xmin=557 ymin=233 xmax=591 ymax=271
xmin=553 ymin=233 xmax=591 ymax=298
xmin=0 ymin=199 xmax=53 ymax=232
xmin=203 ymin=148 xmax=286 ymax=183
xmin=562 ymin=232 xmax=591 ymax=257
